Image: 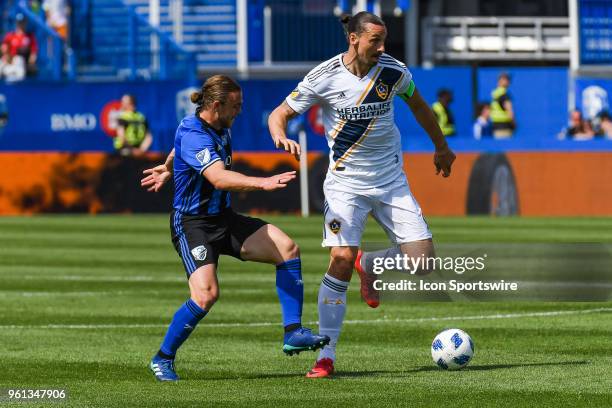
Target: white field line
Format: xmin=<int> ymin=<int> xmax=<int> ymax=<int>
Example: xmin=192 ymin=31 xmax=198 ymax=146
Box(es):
xmin=2 ymin=278 xmax=609 ymax=299
xmin=14 ymin=274 xmax=295 ymax=284
xmin=12 ymin=273 xmax=612 ymax=286
xmin=0 ymin=308 xmax=610 ymax=330
xmin=10 ymin=275 xmax=612 ymax=289
xmin=0 ymin=288 xmax=268 ymax=297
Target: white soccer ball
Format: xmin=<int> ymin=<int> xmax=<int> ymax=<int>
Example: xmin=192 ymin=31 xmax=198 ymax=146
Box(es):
xmin=431 ymin=329 xmax=474 ymax=370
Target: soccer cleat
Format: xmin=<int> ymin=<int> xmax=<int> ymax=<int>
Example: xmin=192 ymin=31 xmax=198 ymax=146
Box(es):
xmin=355 ymin=249 xmax=380 ymax=308
xmin=282 ymin=327 xmax=330 ymax=356
xmin=306 ymin=358 xmax=335 ymax=378
xmin=150 ymin=355 xmax=179 ymax=382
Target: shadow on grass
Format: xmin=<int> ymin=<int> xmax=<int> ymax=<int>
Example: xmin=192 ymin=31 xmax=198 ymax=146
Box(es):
xmin=185 ymin=371 xmax=304 ymax=381
xmin=187 ymin=370 xmax=413 ymax=381
xmin=333 ymin=370 xmax=412 ymax=378
xmin=408 ymin=360 xmax=590 ymax=372
xmin=168 ymin=361 xmax=593 ymax=381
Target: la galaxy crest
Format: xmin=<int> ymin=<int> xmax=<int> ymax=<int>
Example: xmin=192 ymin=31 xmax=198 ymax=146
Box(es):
xmin=375 ymin=80 xmax=389 ymax=100
xmin=328 ymin=219 xmax=341 ymax=234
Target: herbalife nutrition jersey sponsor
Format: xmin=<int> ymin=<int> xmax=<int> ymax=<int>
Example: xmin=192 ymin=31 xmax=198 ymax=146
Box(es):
xmin=286 ymin=53 xmax=415 ymax=191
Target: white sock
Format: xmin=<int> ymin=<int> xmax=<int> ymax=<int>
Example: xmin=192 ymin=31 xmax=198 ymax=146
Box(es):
xmin=317 ymin=273 xmax=349 ymax=362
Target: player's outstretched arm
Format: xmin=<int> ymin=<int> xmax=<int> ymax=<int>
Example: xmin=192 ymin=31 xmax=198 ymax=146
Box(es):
xmin=141 ymin=148 xmax=175 ymax=192
xmin=203 ymin=161 xmax=296 ymax=192
xmin=403 ymin=88 xmax=456 ymax=177
xmin=268 ymin=101 xmax=301 ymax=160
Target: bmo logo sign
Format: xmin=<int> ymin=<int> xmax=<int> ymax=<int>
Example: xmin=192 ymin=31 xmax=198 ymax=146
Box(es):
xmin=51 ymin=113 xmax=97 ymax=132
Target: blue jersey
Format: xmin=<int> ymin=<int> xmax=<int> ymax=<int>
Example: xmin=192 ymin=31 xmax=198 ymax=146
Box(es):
xmin=172 ymin=113 xmax=232 ymax=215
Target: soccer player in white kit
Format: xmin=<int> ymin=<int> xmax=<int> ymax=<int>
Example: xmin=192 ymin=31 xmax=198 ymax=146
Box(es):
xmin=268 ymin=12 xmax=456 ymax=378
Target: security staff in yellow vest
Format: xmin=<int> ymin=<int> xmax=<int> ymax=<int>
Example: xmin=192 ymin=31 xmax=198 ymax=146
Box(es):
xmin=114 ymin=94 xmax=153 ymax=156
xmin=490 ymin=72 xmax=515 ymax=139
xmin=431 ymin=89 xmax=456 ymax=137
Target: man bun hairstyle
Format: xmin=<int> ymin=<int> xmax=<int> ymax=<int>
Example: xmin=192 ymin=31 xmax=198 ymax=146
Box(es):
xmin=190 ymin=90 xmax=203 ymax=105
xmin=340 ymin=11 xmax=385 ymax=42
xmin=190 ymin=75 xmax=241 ymax=108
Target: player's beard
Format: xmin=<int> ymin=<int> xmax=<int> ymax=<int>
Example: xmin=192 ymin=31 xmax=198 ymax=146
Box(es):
xmin=360 ymin=46 xmax=381 ymax=66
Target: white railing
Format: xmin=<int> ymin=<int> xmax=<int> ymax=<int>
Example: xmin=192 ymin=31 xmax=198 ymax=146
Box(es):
xmin=422 ymin=16 xmax=571 ymax=65
xmin=236 ymin=0 xmax=248 ymax=75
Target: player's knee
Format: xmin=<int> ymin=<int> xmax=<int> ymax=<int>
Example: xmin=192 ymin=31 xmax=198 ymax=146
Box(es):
xmin=410 ymin=241 xmax=436 ymax=276
xmin=192 ymin=287 xmax=219 ymax=310
xmin=282 ymin=240 xmax=300 ymax=260
xmin=329 ymin=248 xmax=357 ymax=275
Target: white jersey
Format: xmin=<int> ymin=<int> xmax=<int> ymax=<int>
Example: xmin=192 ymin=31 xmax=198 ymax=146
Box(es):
xmin=285 ymin=53 xmax=415 ymax=191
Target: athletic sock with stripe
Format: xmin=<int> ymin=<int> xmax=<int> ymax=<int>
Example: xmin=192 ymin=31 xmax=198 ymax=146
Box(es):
xmin=158 ymin=298 xmax=207 ymax=359
xmin=317 ymin=273 xmax=349 ymax=362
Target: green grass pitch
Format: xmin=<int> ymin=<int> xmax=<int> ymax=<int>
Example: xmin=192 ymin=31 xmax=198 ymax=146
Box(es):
xmin=1 ymin=215 xmax=611 ymax=407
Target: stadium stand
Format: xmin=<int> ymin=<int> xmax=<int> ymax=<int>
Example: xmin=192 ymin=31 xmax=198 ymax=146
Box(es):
xmin=76 ymin=0 xmax=195 ymax=80
xmin=126 ymin=0 xmax=238 ymax=68
xmin=74 ymin=0 xmax=239 ymax=78
xmin=422 ymin=17 xmax=571 ymax=65
xmin=7 ymin=3 xmax=72 ymax=80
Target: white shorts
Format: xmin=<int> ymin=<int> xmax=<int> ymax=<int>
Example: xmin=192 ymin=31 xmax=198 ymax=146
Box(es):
xmin=322 ymin=176 xmax=432 ymax=247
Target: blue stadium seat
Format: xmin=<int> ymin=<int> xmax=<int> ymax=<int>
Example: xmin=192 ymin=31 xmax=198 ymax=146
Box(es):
xmin=125 ymin=0 xmax=237 ymax=68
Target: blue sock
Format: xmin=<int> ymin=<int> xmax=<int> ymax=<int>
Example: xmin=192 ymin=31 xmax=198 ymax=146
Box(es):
xmin=276 ymin=258 xmax=303 ymax=328
xmin=158 ymin=299 xmax=207 ymax=359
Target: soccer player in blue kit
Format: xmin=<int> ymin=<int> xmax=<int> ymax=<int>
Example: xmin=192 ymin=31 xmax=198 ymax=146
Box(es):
xmin=141 ymin=75 xmax=329 ymax=381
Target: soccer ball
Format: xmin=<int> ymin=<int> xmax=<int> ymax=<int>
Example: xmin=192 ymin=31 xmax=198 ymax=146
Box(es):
xmin=431 ymin=329 xmax=474 ymax=370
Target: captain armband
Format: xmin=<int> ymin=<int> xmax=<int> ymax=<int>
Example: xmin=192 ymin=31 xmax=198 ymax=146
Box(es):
xmin=397 ymin=80 xmax=416 ymax=103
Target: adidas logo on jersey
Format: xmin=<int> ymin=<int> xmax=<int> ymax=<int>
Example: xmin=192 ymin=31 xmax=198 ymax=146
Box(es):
xmin=336 ymin=91 xmax=347 ymax=100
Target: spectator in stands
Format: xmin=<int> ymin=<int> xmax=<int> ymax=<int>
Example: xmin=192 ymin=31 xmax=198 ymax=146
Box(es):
xmin=431 ymin=88 xmax=455 ymax=137
xmin=598 ymin=112 xmax=612 ymax=139
xmin=473 ymin=102 xmax=492 ymax=139
xmin=558 ymin=109 xmax=595 ymax=140
xmin=43 ymin=0 xmax=70 ymax=41
xmin=29 ymin=1 xmax=42 ymax=14
xmin=0 ymin=14 xmax=38 ymax=82
xmin=490 ymin=72 xmax=515 ymax=139
xmin=114 ymin=94 xmax=153 ymax=156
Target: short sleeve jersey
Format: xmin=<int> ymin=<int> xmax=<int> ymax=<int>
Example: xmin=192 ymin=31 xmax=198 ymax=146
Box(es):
xmin=285 ymin=53 xmax=415 ymax=191
xmin=172 ymin=113 xmax=232 ymax=215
